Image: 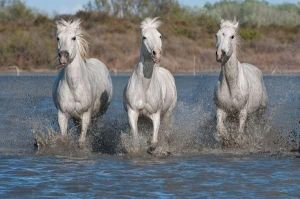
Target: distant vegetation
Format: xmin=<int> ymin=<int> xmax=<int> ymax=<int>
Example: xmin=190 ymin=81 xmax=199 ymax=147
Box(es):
xmin=0 ymin=0 xmax=299 ymax=73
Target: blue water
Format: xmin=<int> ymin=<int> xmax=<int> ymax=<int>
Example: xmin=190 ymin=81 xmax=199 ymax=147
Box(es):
xmin=0 ymin=74 xmax=300 ymax=198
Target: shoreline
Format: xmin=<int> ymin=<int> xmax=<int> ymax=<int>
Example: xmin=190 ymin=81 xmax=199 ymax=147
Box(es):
xmin=1 ymin=68 xmax=300 ymax=76
xmin=1 ymin=70 xmax=300 ymax=76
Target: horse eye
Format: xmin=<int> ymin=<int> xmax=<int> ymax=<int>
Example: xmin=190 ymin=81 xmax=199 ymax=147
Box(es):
xmin=160 ymin=35 xmax=162 ymax=39
xmin=57 ymin=37 xmax=59 ymax=41
xmin=142 ymin=36 xmax=146 ymax=40
xmin=231 ymin=35 xmax=235 ymax=39
xmin=72 ymin=37 xmax=76 ymax=41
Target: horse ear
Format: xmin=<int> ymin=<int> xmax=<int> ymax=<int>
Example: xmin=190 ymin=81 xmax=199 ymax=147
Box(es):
xmin=232 ymin=17 xmax=239 ymax=29
xmin=220 ymin=19 xmax=224 ymax=27
xmin=56 ymin=19 xmax=66 ymax=32
xmin=233 ymin=21 xmax=239 ymax=29
xmin=55 ymin=20 xmax=61 ymax=28
xmin=233 ymin=16 xmax=237 ymax=23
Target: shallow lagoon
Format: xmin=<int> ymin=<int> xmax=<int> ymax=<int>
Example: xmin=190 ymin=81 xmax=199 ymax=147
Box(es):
xmin=0 ymin=74 xmax=299 ymax=198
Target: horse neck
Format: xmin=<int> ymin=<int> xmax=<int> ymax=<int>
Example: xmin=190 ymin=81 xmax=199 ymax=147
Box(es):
xmin=135 ymin=52 xmax=156 ymax=90
xmin=65 ymin=54 xmax=87 ymax=89
xmin=221 ymin=50 xmax=240 ymax=92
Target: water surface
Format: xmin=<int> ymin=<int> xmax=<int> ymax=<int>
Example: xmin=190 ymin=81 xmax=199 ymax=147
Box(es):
xmin=0 ymin=74 xmax=299 ymax=198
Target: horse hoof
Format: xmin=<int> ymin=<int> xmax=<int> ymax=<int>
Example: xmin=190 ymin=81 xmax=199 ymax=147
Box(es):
xmin=221 ymin=137 xmax=231 ymax=148
xmin=78 ymin=140 xmax=87 ymax=149
xmin=235 ymin=135 xmax=246 ymax=146
xmin=147 ymin=143 xmax=158 ymax=154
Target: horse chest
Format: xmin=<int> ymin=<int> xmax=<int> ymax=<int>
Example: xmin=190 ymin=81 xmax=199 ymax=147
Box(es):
xmin=129 ymin=84 xmax=162 ymax=114
xmin=57 ymin=81 xmax=92 ymax=116
xmin=216 ymin=83 xmax=247 ymax=111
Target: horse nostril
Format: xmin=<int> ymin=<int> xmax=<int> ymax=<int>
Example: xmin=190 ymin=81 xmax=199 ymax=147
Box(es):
xmin=152 ymin=50 xmax=156 ymax=56
xmin=221 ymin=50 xmax=226 ymax=56
xmin=59 ymin=51 xmax=69 ymax=58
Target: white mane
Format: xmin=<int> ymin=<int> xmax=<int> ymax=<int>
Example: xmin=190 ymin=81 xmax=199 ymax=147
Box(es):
xmin=140 ymin=17 xmax=162 ymax=33
xmin=56 ymin=19 xmax=89 ymax=59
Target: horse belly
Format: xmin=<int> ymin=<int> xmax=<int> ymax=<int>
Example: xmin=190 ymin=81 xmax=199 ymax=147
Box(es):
xmin=247 ymin=90 xmax=264 ymax=113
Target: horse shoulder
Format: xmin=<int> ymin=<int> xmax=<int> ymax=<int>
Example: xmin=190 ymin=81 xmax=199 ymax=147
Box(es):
xmin=54 ymin=75 xmax=75 ymax=113
xmin=53 ymin=69 xmax=64 ymax=106
xmin=214 ymin=72 xmax=230 ymax=104
xmin=125 ymin=70 xmax=145 ymax=110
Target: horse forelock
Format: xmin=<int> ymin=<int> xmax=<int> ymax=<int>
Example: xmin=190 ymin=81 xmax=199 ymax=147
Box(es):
xmin=140 ymin=17 xmax=162 ymax=33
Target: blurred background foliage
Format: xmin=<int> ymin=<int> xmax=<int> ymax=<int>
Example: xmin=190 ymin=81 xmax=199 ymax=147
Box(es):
xmin=0 ymin=0 xmax=299 ymax=72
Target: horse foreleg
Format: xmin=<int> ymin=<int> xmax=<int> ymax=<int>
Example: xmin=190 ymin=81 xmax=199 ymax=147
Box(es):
xmin=79 ymin=111 xmax=92 ymax=147
xmin=58 ymin=110 xmax=68 ymax=137
xmin=148 ymin=112 xmax=161 ymax=153
xmin=216 ymin=108 xmax=229 ymax=142
xmin=128 ymin=107 xmax=139 ymax=148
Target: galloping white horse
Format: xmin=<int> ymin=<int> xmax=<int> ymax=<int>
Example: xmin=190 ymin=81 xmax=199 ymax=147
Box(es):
xmin=53 ymin=19 xmax=113 ymax=146
xmin=214 ymin=19 xmax=267 ymax=145
xmin=124 ymin=17 xmax=177 ymax=153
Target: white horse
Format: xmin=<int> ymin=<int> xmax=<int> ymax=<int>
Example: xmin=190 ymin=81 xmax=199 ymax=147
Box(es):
xmin=124 ymin=17 xmax=177 ymax=153
xmin=214 ymin=19 xmax=267 ymax=145
xmin=53 ymin=19 xmax=113 ymax=146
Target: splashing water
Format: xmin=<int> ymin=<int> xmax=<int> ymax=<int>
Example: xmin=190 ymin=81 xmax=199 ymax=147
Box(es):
xmin=28 ymin=75 xmax=300 ymax=157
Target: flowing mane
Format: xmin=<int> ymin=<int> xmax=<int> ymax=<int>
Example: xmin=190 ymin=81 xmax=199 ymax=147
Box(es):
xmin=140 ymin=17 xmax=162 ymax=33
xmin=56 ymin=19 xmax=89 ymax=59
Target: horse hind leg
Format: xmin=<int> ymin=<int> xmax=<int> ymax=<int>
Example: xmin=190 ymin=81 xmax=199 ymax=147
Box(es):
xmin=99 ymin=90 xmax=110 ymax=115
xmin=235 ymin=108 xmax=247 ymax=145
xmin=72 ymin=118 xmax=81 ymax=136
xmin=161 ymin=111 xmax=172 ymax=130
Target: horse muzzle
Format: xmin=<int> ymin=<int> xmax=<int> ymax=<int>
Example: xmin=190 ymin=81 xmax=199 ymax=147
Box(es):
xmin=58 ymin=50 xmax=70 ymax=65
xmin=151 ymin=50 xmax=161 ymax=64
xmin=216 ymin=50 xmax=226 ymax=63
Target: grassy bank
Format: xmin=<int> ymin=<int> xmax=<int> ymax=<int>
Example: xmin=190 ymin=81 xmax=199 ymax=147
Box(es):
xmin=0 ymin=0 xmax=299 ymax=73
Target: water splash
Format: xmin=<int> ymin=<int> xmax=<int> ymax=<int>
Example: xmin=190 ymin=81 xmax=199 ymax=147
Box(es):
xmin=33 ymin=99 xmax=299 ymax=157
xmin=28 ymin=76 xmax=300 ymax=157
